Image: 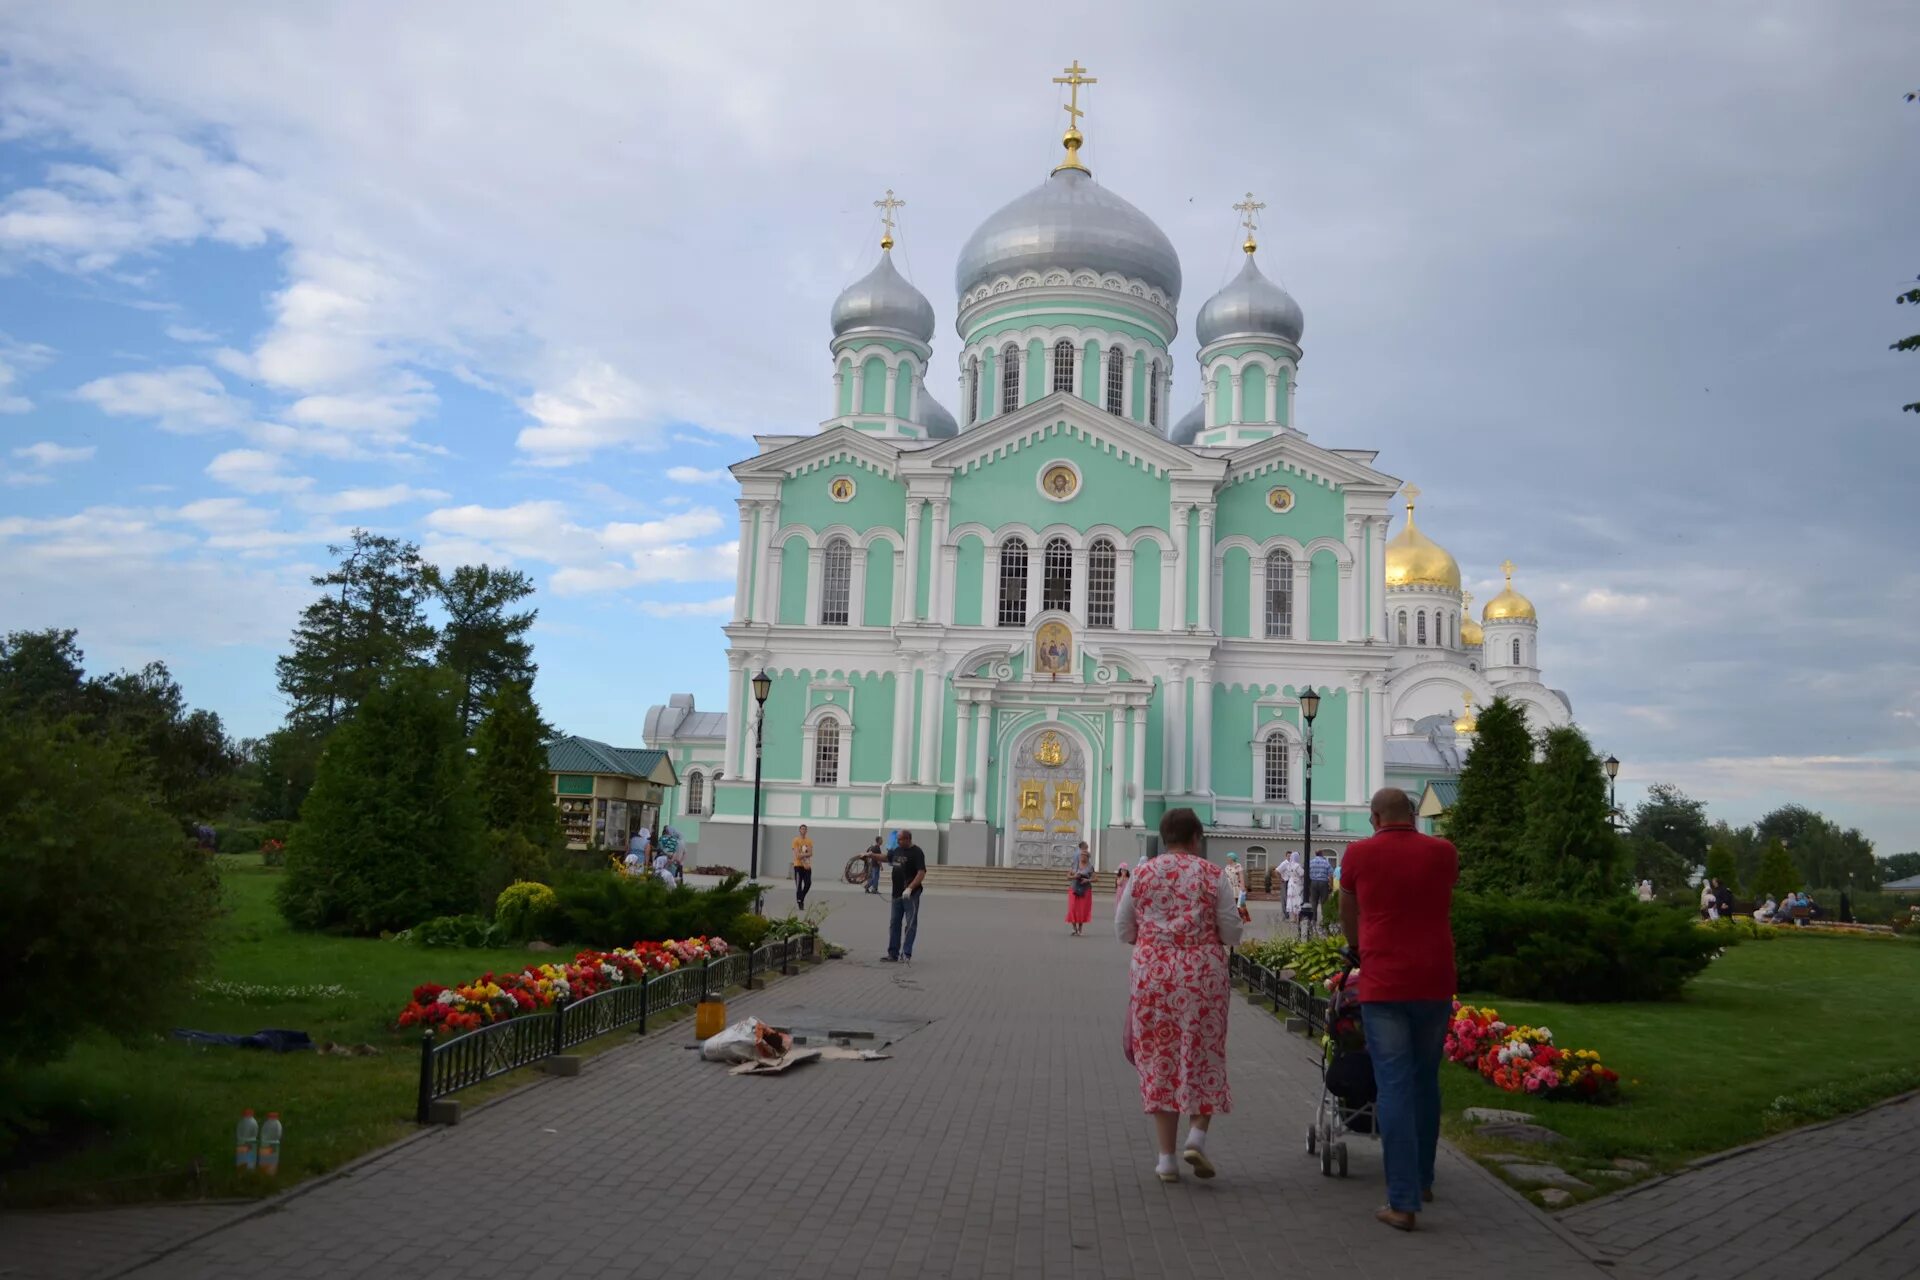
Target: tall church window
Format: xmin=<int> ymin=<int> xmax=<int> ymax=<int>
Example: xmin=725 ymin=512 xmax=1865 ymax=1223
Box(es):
xmin=1042 ymin=537 xmax=1073 ymax=613
xmin=966 ymin=356 xmax=980 ymax=425
xmin=1087 ymin=538 xmax=1116 ymax=628
xmin=1512 ymin=637 xmax=1522 ymax=666
xmin=1417 ymin=611 xmax=1427 ymax=646
xmin=1148 ymin=360 xmax=1162 ymax=428
xmin=813 ymin=719 xmax=841 ymax=787
xmin=1263 ymin=735 xmax=1290 ymax=802
xmin=1000 ymin=343 xmax=1021 ymax=413
xmin=998 ymin=539 xmax=1029 ymax=627
xmin=1396 ymin=611 xmax=1408 ymax=646
xmin=1105 ymin=346 xmax=1125 ymax=414
xmin=685 ymin=771 xmax=704 ymax=816
xmin=1264 ymin=550 xmax=1292 ymax=638
xmin=1052 ymin=340 xmax=1075 ymax=394
xmin=820 ymin=537 xmax=852 ymax=626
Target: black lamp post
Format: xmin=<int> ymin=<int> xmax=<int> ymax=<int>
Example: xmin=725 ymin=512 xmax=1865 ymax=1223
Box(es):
xmin=1299 ymin=685 xmax=1320 ymax=882
xmin=748 ymin=670 xmax=772 ymax=890
xmin=1604 ymin=754 xmax=1621 ymax=831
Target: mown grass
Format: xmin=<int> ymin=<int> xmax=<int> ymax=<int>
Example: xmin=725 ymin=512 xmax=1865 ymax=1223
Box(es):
xmin=2 ymin=856 xmax=770 ymax=1206
xmin=1438 ymin=933 xmax=1920 ymax=1199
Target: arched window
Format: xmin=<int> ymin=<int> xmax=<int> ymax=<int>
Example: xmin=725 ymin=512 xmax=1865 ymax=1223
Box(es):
xmin=1000 ymin=343 xmax=1021 ymax=413
xmin=1417 ymin=611 xmax=1427 ymax=646
xmin=1087 ymin=538 xmax=1116 ymax=628
xmin=1264 ymin=550 xmax=1293 ymax=638
xmin=1148 ymin=360 xmax=1162 ymax=428
xmin=1263 ymin=735 xmax=1291 ymax=801
xmin=997 ymin=539 xmax=1029 ymax=627
xmin=813 ymin=719 xmax=841 ymax=787
xmin=820 ymin=537 xmax=852 ymax=625
xmin=966 ymin=356 xmax=980 ymax=425
xmin=1052 ymin=339 xmax=1075 ymax=394
xmin=1396 ymin=611 xmax=1408 ymax=646
xmin=1512 ymin=637 xmax=1522 ymax=666
xmin=1042 ymin=536 xmax=1073 ymax=613
xmin=685 ymin=771 xmax=704 ymax=816
xmin=1105 ymin=345 xmax=1125 ymax=414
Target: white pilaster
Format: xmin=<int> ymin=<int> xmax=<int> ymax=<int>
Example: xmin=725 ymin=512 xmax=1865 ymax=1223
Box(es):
xmin=1166 ymin=660 xmax=1187 ymax=795
xmin=890 ymin=657 xmax=913 ymax=781
xmin=1109 ymin=705 xmax=1127 ymax=827
xmin=1114 ymin=547 xmax=1135 ymax=632
xmin=732 ymin=502 xmax=752 ymax=623
xmin=1129 ymin=705 xmax=1147 ymax=827
xmin=762 ymin=542 xmax=785 ymax=625
xmin=1345 ymin=674 xmax=1364 ymax=804
xmin=851 ymin=363 xmax=865 ymax=414
xmin=1367 ymin=518 xmax=1386 ymax=642
xmin=1231 ymin=370 xmax=1244 ymax=423
xmin=917 ymin=664 xmax=941 ymax=786
xmin=952 ymin=693 xmax=971 ymax=820
xmin=901 ymin=500 xmax=922 ymax=624
xmin=1367 ymin=678 xmax=1386 ymax=795
xmin=1195 ymin=507 xmax=1215 ymax=636
xmin=803 ymin=545 xmax=823 ymax=624
xmin=1171 ymin=505 xmax=1189 ymax=630
xmin=1292 ymin=557 xmax=1311 ymax=641
xmin=971 ymin=701 xmax=990 ymax=822
xmin=928 ymin=499 xmax=950 ymax=624
xmin=1070 ymin=545 xmax=1088 ymax=624
xmin=831 ymin=368 xmax=844 ymax=419
xmin=1193 ymin=663 xmax=1213 ymax=797
xmin=724 ymin=652 xmax=744 ymax=780
xmin=754 ymin=501 xmax=780 ymax=623
xmin=849 ymin=546 xmax=869 ymax=627
xmin=1160 ymin=548 xmax=1178 ymax=631
xmin=883 ymin=365 xmax=900 ymax=420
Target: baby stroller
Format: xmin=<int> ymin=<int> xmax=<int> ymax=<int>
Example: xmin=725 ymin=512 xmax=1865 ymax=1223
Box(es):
xmin=1305 ymin=962 xmax=1377 ymax=1178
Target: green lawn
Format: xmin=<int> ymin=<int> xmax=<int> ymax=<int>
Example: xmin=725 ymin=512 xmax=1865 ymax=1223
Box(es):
xmin=1439 ymin=934 xmax=1920 ymax=1198
xmin=3 ymin=857 xmax=754 ymax=1207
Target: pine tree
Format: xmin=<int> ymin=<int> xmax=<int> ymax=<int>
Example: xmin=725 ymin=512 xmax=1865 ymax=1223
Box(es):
xmin=1521 ymin=725 xmax=1625 ymax=901
xmin=1751 ymin=840 xmax=1798 ymax=902
xmin=1444 ymin=696 xmax=1532 ymax=895
xmin=1705 ymin=840 xmax=1741 ymax=896
xmin=431 ymin=564 xmax=538 ymax=733
xmin=275 ymin=531 xmax=437 ymax=731
xmin=277 ymin=668 xmax=484 ymax=934
xmin=472 ymin=679 xmax=563 ymax=880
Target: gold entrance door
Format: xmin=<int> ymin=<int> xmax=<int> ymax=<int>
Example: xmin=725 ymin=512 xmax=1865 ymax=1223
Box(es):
xmin=1006 ymin=727 xmax=1084 ymax=869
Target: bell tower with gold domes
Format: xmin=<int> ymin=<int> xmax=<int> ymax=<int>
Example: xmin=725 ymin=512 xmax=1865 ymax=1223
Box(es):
xmin=1383 ymin=485 xmax=1467 ymax=651
xmin=1481 ymin=559 xmax=1541 ymax=683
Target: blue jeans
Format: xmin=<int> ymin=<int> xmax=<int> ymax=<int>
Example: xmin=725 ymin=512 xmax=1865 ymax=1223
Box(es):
xmin=867 ymin=860 xmax=882 ymax=892
xmin=887 ymin=894 xmax=921 ymax=959
xmin=1359 ymin=1000 xmax=1449 ymax=1214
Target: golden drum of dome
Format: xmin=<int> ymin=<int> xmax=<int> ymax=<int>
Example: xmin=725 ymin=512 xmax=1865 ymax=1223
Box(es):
xmin=1481 ymin=558 xmax=1537 ymax=621
xmin=1383 ymin=485 xmax=1462 ymax=591
xmin=1459 ymin=592 xmax=1485 ymax=646
xmin=1453 ymin=691 xmax=1478 ymax=735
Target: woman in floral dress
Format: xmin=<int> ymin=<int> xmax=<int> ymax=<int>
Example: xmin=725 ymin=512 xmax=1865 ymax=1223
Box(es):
xmin=1116 ymin=808 xmax=1245 ymax=1182
xmin=1065 ymin=842 xmax=1095 ymax=935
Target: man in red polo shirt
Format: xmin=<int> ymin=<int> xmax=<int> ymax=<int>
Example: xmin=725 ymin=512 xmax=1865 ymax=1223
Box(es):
xmin=1339 ymin=786 xmax=1459 ymax=1233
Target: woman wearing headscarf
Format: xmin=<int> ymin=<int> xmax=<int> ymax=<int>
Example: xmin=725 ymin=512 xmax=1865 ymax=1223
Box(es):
xmin=1117 ymin=808 xmax=1244 ymax=1182
xmin=1222 ymin=852 xmax=1248 ymax=923
xmin=1280 ymin=850 xmax=1305 ymax=921
xmin=1066 ymin=842 xmax=1095 ymax=936
xmin=1114 ymin=862 xmax=1131 ymax=896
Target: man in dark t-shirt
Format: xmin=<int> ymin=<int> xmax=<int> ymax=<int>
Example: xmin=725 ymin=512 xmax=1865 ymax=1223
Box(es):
xmin=882 ymin=830 xmax=927 ymax=963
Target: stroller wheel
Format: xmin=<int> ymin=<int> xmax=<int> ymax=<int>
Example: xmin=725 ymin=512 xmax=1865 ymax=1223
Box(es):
xmin=1305 ymin=1125 xmax=1316 ymax=1154
xmin=1336 ymin=1143 xmax=1349 ymax=1178
xmin=1319 ymin=1139 xmax=1334 ymax=1177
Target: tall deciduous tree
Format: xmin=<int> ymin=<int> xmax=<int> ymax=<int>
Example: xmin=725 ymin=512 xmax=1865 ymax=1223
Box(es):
xmin=1521 ymin=725 xmax=1624 ymax=901
xmin=1445 ymin=697 xmax=1533 ymax=895
xmin=277 ymin=668 xmax=485 ymax=934
xmin=431 ymin=564 xmax=538 ymax=732
xmin=1881 ymin=851 xmax=1920 ymax=881
xmin=275 ymin=530 xmax=437 ymax=731
xmin=1755 ymin=804 xmax=1879 ymax=890
xmin=1629 ymin=783 xmax=1712 ymax=869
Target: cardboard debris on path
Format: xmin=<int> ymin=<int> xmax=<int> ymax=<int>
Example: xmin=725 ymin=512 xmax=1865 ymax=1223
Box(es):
xmin=728 ymin=1047 xmax=892 ymax=1076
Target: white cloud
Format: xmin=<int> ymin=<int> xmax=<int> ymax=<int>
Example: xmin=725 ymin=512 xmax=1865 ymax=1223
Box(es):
xmin=164 ymin=323 xmax=220 ymax=343
xmin=12 ymin=441 xmax=95 ymax=466
xmin=1576 ymin=587 xmax=1654 ymax=618
xmin=76 ymin=365 xmax=249 ymax=433
xmin=3 ymin=471 xmax=53 ymax=487
xmin=0 ymin=336 xmax=56 ymax=413
xmin=421 ymin=500 xmax=735 ymax=596
xmin=515 ymin=363 xmax=657 ymax=466
xmin=665 ymin=465 xmax=731 ymax=485
xmin=300 ymin=484 xmax=449 ymax=513
xmin=206 ymin=448 xmax=313 ymax=494
xmin=642 ymin=595 xmax=734 ymax=618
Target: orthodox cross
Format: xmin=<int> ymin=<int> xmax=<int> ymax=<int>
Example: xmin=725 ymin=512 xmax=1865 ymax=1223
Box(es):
xmin=874 ymin=188 xmax=905 ymax=251
xmin=1402 ymin=482 xmax=1421 ymax=514
xmin=1501 ymin=558 xmax=1516 ymax=584
xmin=1053 ymin=60 xmax=1097 ymax=128
xmin=1233 ymin=191 xmax=1266 ymax=252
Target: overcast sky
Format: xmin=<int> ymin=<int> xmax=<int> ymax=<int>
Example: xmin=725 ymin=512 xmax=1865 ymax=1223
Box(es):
xmin=1 ymin=2 xmax=1915 ymax=851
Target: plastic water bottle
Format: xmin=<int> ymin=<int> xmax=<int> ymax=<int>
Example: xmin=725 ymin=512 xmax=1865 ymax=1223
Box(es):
xmin=257 ymin=1113 xmax=283 ymax=1177
xmin=234 ymin=1109 xmax=259 ymax=1172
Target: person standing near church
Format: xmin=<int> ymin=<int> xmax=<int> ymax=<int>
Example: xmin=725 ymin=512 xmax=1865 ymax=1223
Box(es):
xmin=1280 ymin=850 xmax=1304 ymax=921
xmin=881 ymin=830 xmax=926 ymax=962
xmin=1065 ymin=842 xmax=1095 ymax=935
xmin=791 ymin=824 xmax=814 ymax=911
xmin=1339 ymin=787 xmax=1459 ymax=1233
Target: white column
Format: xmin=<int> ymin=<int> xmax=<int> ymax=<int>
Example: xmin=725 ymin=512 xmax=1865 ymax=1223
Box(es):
xmin=1292 ymin=557 xmax=1311 ymax=641
xmin=754 ymin=502 xmax=779 ymax=623
xmin=1201 ymin=368 xmax=1215 ymax=427
xmin=901 ymin=500 xmax=922 ymax=624
xmin=1166 ymin=660 xmax=1187 ymax=796
xmin=762 ymin=543 xmax=785 ymax=625
xmin=982 ymin=540 xmax=998 ymax=627
xmin=890 ymin=658 xmax=913 ymax=781
xmin=1193 ymin=663 xmax=1213 ymax=797
xmin=803 ymin=545 xmax=823 ymax=624
xmin=1250 ymin=552 xmax=1267 ymax=638
xmin=1231 ymin=370 xmax=1244 ymax=424
xmin=1171 ymin=505 xmax=1189 ymax=630
xmin=1114 ymin=547 xmax=1135 ymax=632
xmin=849 ymin=546 xmax=869 ymax=628
xmin=884 ymin=364 xmax=901 ymax=421
xmin=928 ymin=500 xmax=950 ymax=623
xmin=971 ymin=701 xmax=990 ymax=822
xmin=724 ymin=653 xmax=744 ymax=781
xmin=952 ymin=693 xmax=971 ymax=820
xmin=1345 ymin=675 xmax=1364 ymax=805
xmin=1125 ymin=350 xmax=1141 ymax=421
xmin=732 ymin=502 xmax=752 ymax=623
xmin=1109 ymin=705 xmax=1127 ymax=827
xmin=1367 ymin=678 xmax=1387 ymax=795
xmin=1195 ymin=508 xmax=1215 ymax=636
xmin=831 ymin=368 xmax=844 ymax=418
xmin=851 ymin=362 xmax=865 ymax=414
xmin=917 ymin=665 xmax=941 ymax=785
xmin=1129 ymin=705 xmax=1147 ymax=826
xmin=1367 ymin=518 xmax=1386 ymax=642
xmin=1343 ymin=517 xmax=1365 ymax=641
xmin=1160 ymin=548 xmax=1178 ymax=630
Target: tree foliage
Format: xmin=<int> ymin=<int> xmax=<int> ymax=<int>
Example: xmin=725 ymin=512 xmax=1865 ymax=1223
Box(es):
xmin=1705 ymin=840 xmax=1740 ymax=895
xmin=432 ymin=564 xmax=538 ymax=733
xmin=0 ymin=718 xmax=220 ymax=1069
xmin=472 ymin=679 xmax=564 ymax=894
xmin=1751 ymin=840 xmax=1799 ymax=902
xmin=1629 ymin=783 xmax=1711 ymax=868
xmin=1445 ymin=697 xmax=1533 ymax=895
xmin=275 ymin=530 xmax=437 ymax=731
xmin=238 ymin=725 xmax=330 ymax=822
xmin=1754 ymin=804 xmax=1878 ymax=890
xmin=1880 ymin=852 xmax=1920 ymax=882
xmin=1522 ymin=725 xmax=1625 ymax=901
xmin=277 ymin=668 xmax=485 ymax=934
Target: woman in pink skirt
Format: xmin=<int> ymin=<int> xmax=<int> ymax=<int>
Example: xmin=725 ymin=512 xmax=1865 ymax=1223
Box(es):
xmin=1065 ymin=842 xmax=1095 ymax=935
xmin=1116 ymin=808 xmax=1244 ymax=1181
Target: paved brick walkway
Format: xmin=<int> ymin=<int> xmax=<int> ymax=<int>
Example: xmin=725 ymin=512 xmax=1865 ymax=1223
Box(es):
xmin=1560 ymin=1092 xmax=1920 ymax=1279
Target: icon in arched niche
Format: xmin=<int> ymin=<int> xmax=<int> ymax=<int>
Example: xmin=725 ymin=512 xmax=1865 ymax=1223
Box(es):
xmin=829 ymin=475 xmax=856 ymax=502
xmin=1035 ymin=620 xmax=1073 ymax=678
xmin=1267 ymin=486 xmax=1295 ymax=514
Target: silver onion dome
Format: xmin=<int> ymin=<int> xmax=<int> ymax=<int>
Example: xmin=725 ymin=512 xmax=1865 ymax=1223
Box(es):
xmin=915 ymin=390 xmax=958 ymax=439
xmin=955 ymin=168 xmax=1181 ymax=304
xmin=1170 ymin=402 xmax=1205 ymax=446
xmin=831 ymin=249 xmax=935 ymax=343
xmin=1195 ymin=253 xmax=1304 ymax=347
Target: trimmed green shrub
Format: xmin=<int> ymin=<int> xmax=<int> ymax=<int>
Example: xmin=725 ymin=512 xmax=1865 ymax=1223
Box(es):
xmin=1452 ymin=892 xmax=1721 ymax=1002
xmin=547 ymin=871 xmax=759 ymax=948
xmin=727 ymin=912 xmax=773 ymax=949
xmin=495 ymin=881 xmax=558 ymax=942
xmin=406 ymin=914 xmax=504 ymax=948
xmin=216 ymin=819 xmax=293 ymax=853
xmin=1239 ymin=934 xmax=1347 ymax=983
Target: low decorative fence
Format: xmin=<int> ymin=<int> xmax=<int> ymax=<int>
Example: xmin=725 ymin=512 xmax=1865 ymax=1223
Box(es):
xmin=416 ymin=933 xmax=818 ymax=1123
xmin=1228 ymin=951 xmax=1329 ymax=1039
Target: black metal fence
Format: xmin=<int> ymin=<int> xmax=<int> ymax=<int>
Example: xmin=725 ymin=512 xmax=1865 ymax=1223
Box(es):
xmin=1229 ymin=951 xmax=1330 ymax=1038
xmin=416 ymin=933 xmax=818 ymax=1123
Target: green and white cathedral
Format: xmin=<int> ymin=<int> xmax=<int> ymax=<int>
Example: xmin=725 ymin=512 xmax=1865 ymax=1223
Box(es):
xmin=644 ymin=86 xmax=1573 ymax=879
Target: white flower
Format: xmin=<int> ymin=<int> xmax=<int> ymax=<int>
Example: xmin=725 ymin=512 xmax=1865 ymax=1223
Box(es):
xmin=435 ymin=990 xmax=457 ymax=1006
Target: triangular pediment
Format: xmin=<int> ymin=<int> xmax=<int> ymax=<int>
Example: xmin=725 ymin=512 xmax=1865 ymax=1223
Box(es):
xmin=915 ymin=392 xmax=1217 ymax=481
xmin=731 ymin=425 xmax=903 ymax=482
xmin=1222 ymin=429 xmax=1401 ymax=495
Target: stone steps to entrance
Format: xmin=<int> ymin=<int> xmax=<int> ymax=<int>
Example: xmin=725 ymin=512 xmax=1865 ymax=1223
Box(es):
xmin=922 ymin=863 xmax=1284 ymax=899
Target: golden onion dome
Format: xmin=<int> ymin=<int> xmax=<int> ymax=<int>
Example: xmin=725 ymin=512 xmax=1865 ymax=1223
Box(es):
xmin=1459 ymin=592 xmax=1485 ymax=647
xmin=1384 ymin=484 xmax=1462 ymax=591
xmin=1452 ymin=690 xmax=1478 ymax=736
xmin=1481 ymin=559 xmax=1538 ymax=622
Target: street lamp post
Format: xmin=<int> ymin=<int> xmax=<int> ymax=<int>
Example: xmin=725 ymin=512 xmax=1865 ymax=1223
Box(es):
xmin=1604 ymin=754 xmax=1621 ymax=831
xmin=748 ymin=670 xmax=772 ymax=894
xmin=1299 ymin=687 xmax=1320 ymax=932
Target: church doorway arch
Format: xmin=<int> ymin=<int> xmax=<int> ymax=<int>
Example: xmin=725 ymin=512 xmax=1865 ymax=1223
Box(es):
xmin=1003 ymin=722 xmax=1089 ymax=870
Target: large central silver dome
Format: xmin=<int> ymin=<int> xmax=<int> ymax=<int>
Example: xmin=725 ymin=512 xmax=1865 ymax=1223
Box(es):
xmin=955 ymin=168 xmax=1181 ymax=305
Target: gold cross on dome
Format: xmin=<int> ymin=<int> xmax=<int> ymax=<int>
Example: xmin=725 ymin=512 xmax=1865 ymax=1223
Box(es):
xmin=1053 ymin=60 xmax=1097 ymax=126
xmin=1402 ymin=482 xmax=1421 ymax=509
xmin=1501 ymin=558 xmax=1516 ymax=583
xmin=1233 ymin=192 xmax=1266 ymax=252
xmin=873 ymin=188 xmax=905 ymax=250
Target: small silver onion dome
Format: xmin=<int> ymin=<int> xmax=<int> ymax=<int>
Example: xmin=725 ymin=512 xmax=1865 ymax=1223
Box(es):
xmin=1170 ymin=402 xmax=1205 ymax=446
xmin=915 ymin=391 xmax=958 ymax=439
xmin=1195 ymin=253 xmax=1304 ymax=347
xmin=831 ymin=249 xmax=935 ymax=343
xmin=956 ymin=168 xmax=1181 ymax=305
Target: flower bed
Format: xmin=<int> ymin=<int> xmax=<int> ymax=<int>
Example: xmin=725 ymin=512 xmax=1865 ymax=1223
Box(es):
xmin=396 ymin=936 xmax=729 ymax=1034
xmin=1446 ymin=1001 xmax=1621 ymax=1103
